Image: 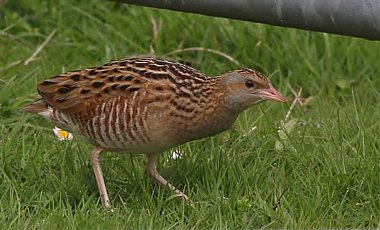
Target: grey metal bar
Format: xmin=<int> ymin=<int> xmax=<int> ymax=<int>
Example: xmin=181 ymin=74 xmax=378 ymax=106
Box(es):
xmin=116 ymin=0 xmax=380 ymax=41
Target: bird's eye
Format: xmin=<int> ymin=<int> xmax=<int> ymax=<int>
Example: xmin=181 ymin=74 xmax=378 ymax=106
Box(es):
xmin=244 ymin=80 xmax=255 ymax=88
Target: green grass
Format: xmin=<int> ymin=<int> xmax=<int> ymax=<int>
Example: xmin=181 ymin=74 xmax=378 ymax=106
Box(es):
xmin=1 ymin=0 xmax=380 ymax=228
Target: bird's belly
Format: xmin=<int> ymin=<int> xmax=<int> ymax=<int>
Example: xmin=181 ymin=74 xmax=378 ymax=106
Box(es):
xmin=47 ymin=100 xmax=236 ymax=154
xmin=70 ymin=118 xmax=223 ymax=154
xmin=74 ymin=122 xmax=174 ymax=154
xmin=55 ymin=107 xmax=180 ymax=153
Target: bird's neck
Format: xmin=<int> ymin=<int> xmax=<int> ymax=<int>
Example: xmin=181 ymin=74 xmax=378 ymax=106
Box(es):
xmin=204 ymin=104 xmax=239 ymax=136
xmin=171 ymin=78 xmax=241 ymax=144
xmin=193 ymin=87 xmax=240 ymax=138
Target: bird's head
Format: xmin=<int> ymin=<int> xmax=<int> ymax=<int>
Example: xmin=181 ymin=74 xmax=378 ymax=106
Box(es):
xmin=219 ymin=68 xmax=287 ymax=113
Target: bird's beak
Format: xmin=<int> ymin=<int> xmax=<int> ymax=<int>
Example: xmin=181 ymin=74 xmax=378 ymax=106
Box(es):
xmin=259 ymin=86 xmax=287 ymax=103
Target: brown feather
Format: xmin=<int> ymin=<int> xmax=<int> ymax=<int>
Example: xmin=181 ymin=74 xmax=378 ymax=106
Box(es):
xmin=21 ymin=99 xmax=48 ymax=114
xmin=36 ymin=57 xmax=207 ymax=115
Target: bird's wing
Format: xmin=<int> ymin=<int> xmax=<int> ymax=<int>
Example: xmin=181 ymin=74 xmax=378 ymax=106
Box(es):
xmin=37 ymin=57 xmax=205 ymax=115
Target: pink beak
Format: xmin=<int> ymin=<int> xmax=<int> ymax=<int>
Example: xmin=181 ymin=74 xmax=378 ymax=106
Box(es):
xmin=259 ymin=86 xmax=287 ymax=103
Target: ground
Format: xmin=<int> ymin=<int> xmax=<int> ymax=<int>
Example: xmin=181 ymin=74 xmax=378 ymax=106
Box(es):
xmin=1 ymin=0 xmax=380 ymax=228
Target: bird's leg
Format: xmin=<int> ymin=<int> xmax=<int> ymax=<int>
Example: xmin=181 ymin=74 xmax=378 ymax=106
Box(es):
xmin=90 ymin=147 xmax=111 ymax=208
xmin=146 ymin=153 xmax=189 ymax=202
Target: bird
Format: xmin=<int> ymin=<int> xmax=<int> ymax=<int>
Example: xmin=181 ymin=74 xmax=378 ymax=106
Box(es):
xmin=22 ymin=57 xmax=287 ymax=208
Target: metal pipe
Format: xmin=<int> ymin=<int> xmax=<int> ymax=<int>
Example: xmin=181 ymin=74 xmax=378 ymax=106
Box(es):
xmin=117 ymin=0 xmax=380 ymax=41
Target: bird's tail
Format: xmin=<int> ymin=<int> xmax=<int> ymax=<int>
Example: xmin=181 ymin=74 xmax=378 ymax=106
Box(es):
xmin=21 ymin=99 xmax=48 ymax=114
